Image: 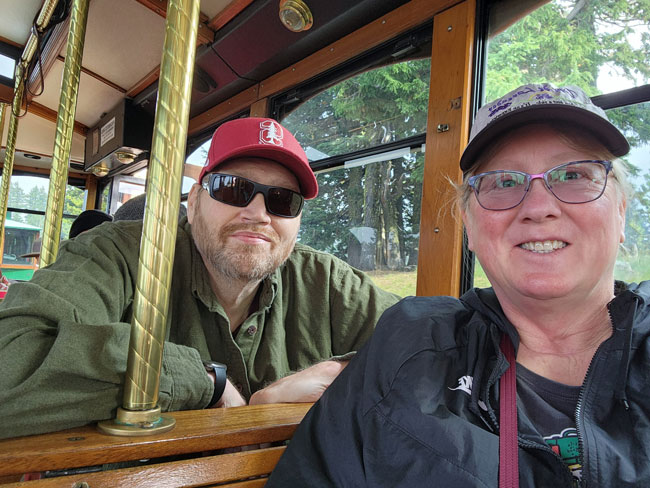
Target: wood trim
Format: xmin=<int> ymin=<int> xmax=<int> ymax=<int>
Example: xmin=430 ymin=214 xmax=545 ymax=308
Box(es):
xmin=0 ymin=85 xmax=12 ymax=104
xmin=126 ymin=65 xmax=161 ymax=97
xmin=0 ymin=161 xmax=86 ymax=175
xmin=416 ymin=0 xmax=475 ymax=297
xmin=57 ymin=55 xmax=127 ymax=93
xmin=0 ymin=447 xmax=285 ymax=488
xmin=0 ymin=162 xmax=53 ymax=175
xmin=208 ymin=0 xmax=255 ymax=31
xmin=0 ymin=35 xmax=22 ymax=48
xmin=258 ymin=0 xmax=461 ymax=99
xmin=85 ymin=174 xmax=98 ymax=208
xmin=189 ymin=0 xmax=461 ymax=132
xmin=249 ymin=97 xmax=269 ymax=118
xmin=134 ymin=0 xmax=210 ymax=23
xmin=133 ymin=0 xmax=214 ymax=44
xmin=0 ymin=403 xmax=311 ymax=477
xmin=27 ymin=101 xmax=88 ymax=136
xmin=188 ymin=84 xmax=259 ymax=135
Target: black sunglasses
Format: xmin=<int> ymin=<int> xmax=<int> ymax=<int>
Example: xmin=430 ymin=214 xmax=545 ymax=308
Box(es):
xmin=201 ymin=173 xmax=304 ymax=218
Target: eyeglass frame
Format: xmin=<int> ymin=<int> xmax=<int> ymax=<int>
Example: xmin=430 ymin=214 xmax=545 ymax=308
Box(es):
xmin=201 ymin=173 xmax=305 ymax=218
xmin=466 ymin=160 xmax=614 ymax=211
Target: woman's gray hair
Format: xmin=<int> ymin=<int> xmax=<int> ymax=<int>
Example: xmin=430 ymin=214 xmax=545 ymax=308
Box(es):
xmin=453 ymin=123 xmax=633 ymax=215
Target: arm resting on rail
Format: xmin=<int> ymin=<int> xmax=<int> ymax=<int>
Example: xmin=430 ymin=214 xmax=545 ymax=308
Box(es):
xmin=0 ymin=223 xmax=212 ymax=439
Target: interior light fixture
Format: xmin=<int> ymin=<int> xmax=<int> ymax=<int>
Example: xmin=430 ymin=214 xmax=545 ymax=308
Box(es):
xmin=91 ymin=163 xmax=110 ymax=177
xmin=115 ymin=151 xmax=137 ymax=164
xmin=279 ymin=0 xmax=313 ymax=32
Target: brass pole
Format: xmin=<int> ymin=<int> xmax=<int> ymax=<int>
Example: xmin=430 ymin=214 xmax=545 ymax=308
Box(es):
xmin=40 ymin=0 xmax=89 ymax=267
xmin=23 ymin=0 xmax=60 ymax=66
xmin=0 ymin=65 xmax=26 ymax=248
xmin=0 ymin=102 xmax=8 ymax=254
xmin=98 ymin=0 xmax=200 ymax=436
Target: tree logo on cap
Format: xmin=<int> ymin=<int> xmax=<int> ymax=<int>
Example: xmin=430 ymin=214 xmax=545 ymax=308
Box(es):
xmin=259 ymin=120 xmax=284 ymax=147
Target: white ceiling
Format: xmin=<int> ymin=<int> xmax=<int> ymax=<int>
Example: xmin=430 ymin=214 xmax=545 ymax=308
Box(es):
xmin=0 ymin=0 xmax=43 ymax=45
xmin=1 ymin=0 xmax=234 ymax=166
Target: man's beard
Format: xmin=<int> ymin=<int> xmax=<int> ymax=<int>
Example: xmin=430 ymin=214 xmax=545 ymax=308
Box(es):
xmin=192 ymin=205 xmax=296 ymax=283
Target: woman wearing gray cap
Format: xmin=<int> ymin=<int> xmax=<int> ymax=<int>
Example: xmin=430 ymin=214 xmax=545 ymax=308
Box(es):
xmin=267 ymin=83 xmax=650 ymax=487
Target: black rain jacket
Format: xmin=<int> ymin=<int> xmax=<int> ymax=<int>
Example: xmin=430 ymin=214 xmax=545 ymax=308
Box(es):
xmin=268 ymin=281 xmax=650 ymax=487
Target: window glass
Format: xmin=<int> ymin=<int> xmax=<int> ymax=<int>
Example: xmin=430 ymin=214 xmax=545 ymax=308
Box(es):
xmin=282 ymin=59 xmax=431 ymax=162
xmin=183 ymin=140 xmax=209 ymax=193
xmin=99 ymin=183 xmax=110 ymax=212
xmin=486 ymin=0 xmax=650 ymax=100
xmin=2 ymin=215 xmax=41 ymax=267
xmin=475 ymin=0 xmax=650 ymax=288
xmin=3 ymin=176 xmax=85 ymax=280
xmin=609 ymin=102 xmax=650 ymax=282
xmin=109 ymin=175 xmax=146 ymax=214
xmin=298 ymin=148 xmax=424 ymax=297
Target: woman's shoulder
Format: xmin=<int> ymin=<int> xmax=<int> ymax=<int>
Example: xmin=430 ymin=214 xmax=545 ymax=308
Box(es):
xmin=370 ymin=295 xmax=482 ymax=356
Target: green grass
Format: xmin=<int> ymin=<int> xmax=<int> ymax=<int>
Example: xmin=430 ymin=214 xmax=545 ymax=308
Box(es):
xmin=365 ymin=252 xmax=650 ymax=298
xmin=472 ymin=253 xmax=650 ymax=288
xmin=366 ymin=270 xmax=417 ymax=297
xmin=472 ymin=261 xmax=491 ymax=288
xmin=614 ymin=253 xmax=650 ymax=284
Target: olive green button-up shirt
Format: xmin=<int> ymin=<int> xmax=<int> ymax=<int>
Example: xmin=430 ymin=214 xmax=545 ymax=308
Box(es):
xmin=0 ymin=219 xmax=399 ymax=438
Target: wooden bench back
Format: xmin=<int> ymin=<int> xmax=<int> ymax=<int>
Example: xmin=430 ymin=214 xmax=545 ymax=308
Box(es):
xmin=0 ymin=403 xmax=311 ymax=487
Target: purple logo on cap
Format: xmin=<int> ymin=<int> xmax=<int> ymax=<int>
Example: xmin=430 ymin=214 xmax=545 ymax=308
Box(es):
xmin=259 ymin=120 xmax=284 ymax=147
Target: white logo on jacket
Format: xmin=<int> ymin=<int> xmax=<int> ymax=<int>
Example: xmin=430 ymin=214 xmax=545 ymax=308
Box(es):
xmin=449 ymin=375 xmax=473 ymax=395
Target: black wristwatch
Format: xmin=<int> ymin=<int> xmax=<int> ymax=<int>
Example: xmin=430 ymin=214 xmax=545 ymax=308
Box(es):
xmin=203 ymin=360 xmax=227 ymax=407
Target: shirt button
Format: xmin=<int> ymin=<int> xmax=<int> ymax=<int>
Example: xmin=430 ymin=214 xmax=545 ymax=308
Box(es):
xmin=246 ymin=326 xmax=257 ymax=336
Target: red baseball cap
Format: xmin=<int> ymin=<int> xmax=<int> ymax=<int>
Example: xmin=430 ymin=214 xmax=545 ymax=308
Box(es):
xmin=198 ymin=117 xmax=318 ymax=199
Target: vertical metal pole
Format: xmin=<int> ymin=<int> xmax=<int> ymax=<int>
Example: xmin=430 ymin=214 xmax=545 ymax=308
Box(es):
xmin=0 ymin=102 xmax=7 ymax=255
xmin=98 ymin=0 xmax=200 ymax=436
xmin=0 ymin=66 xmax=26 ymax=249
xmin=40 ymin=0 xmax=89 ymax=267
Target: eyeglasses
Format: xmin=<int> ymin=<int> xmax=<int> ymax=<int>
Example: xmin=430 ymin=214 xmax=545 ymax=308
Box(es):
xmin=467 ymin=160 xmax=613 ymax=211
xmin=201 ymin=173 xmax=304 ymax=218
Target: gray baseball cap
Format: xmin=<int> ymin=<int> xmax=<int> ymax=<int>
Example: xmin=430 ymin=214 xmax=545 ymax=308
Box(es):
xmin=460 ymin=83 xmax=630 ymax=171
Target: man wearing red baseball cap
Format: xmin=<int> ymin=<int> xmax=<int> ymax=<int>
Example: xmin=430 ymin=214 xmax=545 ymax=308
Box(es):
xmin=0 ymin=117 xmax=399 ymax=438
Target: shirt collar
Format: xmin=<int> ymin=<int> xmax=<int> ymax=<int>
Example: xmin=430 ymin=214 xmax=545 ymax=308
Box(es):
xmin=185 ymin=218 xmax=279 ymax=312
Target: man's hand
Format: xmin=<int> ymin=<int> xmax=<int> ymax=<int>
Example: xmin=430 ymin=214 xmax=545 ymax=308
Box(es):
xmin=211 ymin=378 xmax=247 ymax=408
xmin=249 ymin=360 xmax=348 ymax=405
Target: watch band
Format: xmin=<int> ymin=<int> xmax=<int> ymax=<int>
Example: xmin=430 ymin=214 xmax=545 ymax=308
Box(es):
xmin=203 ymin=361 xmax=227 ymax=407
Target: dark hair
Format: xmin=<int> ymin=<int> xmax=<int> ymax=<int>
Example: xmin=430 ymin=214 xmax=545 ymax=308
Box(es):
xmin=113 ymin=193 xmax=188 ymax=222
xmin=69 ymin=210 xmax=113 ymax=239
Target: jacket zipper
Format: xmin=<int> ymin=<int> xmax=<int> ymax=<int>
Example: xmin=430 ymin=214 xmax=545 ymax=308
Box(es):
xmin=574 ymin=309 xmax=616 ymax=488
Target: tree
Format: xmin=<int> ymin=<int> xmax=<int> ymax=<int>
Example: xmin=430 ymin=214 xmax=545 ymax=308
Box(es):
xmin=286 ymin=59 xmax=429 ymax=270
xmin=486 ymin=0 xmax=650 ymax=141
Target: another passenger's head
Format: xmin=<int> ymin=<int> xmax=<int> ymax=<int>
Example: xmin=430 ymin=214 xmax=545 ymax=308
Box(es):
xmin=188 ymin=117 xmax=318 ymax=282
xmin=69 ymin=210 xmax=113 ymax=239
xmin=113 ymin=193 xmax=187 ymax=222
xmin=457 ymin=83 xmax=630 ymax=302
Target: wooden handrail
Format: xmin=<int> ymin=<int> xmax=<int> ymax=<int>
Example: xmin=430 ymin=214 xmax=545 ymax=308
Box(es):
xmin=0 ymin=403 xmax=311 ymax=478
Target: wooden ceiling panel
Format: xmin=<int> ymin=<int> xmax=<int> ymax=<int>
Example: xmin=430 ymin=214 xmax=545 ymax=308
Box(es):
xmin=200 ymin=0 xmax=235 ymax=20
xmin=34 ymin=60 xmax=124 ymax=128
xmin=0 ymin=0 xmax=43 ymax=45
xmin=78 ymin=0 xmax=166 ymax=90
xmin=1 ymin=111 xmax=85 ymax=163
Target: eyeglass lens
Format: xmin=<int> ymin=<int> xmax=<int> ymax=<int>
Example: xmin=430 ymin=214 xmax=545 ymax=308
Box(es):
xmin=206 ymin=174 xmax=304 ymax=218
xmin=470 ymin=160 xmax=611 ymax=210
